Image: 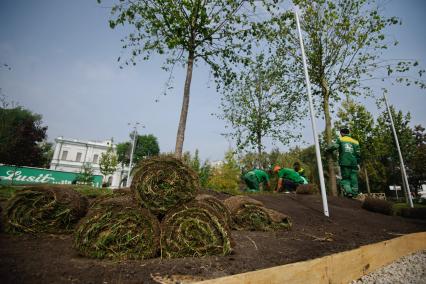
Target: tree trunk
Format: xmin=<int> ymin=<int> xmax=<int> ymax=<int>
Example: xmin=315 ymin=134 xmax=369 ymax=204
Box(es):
xmin=175 ymin=51 xmax=195 ymax=158
xmin=364 ymin=166 xmax=371 ymax=194
xmin=321 ymin=78 xmax=338 ymax=196
xmin=256 ymin=130 xmax=262 ymax=168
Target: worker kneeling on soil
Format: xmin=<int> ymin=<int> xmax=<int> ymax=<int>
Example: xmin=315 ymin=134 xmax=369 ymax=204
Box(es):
xmin=242 ymin=168 xmax=270 ymax=192
xmin=327 ymin=126 xmax=361 ymax=198
xmin=273 ymin=165 xmax=307 ymax=193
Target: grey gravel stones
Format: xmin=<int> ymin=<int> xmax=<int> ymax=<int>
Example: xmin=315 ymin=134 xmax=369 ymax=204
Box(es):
xmin=351 ymin=250 xmax=426 ymax=284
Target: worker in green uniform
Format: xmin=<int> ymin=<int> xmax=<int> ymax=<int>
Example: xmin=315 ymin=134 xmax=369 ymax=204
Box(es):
xmin=293 ymin=162 xmax=305 ymax=176
xmin=273 ymin=165 xmax=307 ymax=192
xmin=293 ymin=162 xmax=308 ymax=183
xmin=242 ymin=168 xmax=270 ymax=192
xmin=327 ymin=126 xmax=361 ymax=198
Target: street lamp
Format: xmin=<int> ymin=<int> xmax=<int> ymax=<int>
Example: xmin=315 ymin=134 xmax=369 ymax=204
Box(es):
xmin=126 ymin=122 xmax=145 ymax=187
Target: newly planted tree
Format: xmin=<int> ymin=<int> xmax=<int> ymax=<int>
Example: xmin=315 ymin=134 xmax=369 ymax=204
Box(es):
xmin=99 ymin=147 xmax=118 ymax=184
xmin=267 ymin=0 xmax=425 ymax=195
xmin=219 ymin=54 xmax=302 ymax=164
xmin=101 ymin=0 xmax=281 ymax=157
xmin=116 ymin=134 xmax=160 ymax=166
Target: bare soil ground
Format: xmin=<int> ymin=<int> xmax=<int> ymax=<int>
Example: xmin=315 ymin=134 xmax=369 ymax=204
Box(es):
xmin=1 ymin=191 xmax=425 ymax=284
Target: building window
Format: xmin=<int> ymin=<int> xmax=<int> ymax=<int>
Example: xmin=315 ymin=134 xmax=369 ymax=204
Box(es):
xmin=76 ymin=152 xmax=82 ymax=162
xmin=61 ymin=150 xmax=68 ymax=160
xmin=93 ymin=154 xmax=99 ymax=164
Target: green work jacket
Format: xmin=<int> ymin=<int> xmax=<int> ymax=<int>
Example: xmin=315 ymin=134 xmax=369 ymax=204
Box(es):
xmin=278 ymin=168 xmax=305 ymax=184
xmin=251 ymin=169 xmax=269 ymax=183
xmin=328 ymin=135 xmax=361 ymax=167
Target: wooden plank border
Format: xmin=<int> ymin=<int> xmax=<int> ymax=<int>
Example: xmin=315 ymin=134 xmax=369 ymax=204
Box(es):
xmin=197 ymin=232 xmax=426 ymax=284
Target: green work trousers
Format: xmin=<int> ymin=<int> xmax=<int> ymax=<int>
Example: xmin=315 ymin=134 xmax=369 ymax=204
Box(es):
xmin=340 ymin=166 xmax=359 ymax=197
xmin=243 ymin=172 xmax=259 ymax=192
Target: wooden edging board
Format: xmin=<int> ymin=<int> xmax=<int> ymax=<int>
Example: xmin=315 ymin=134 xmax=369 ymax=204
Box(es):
xmin=197 ymin=232 xmax=426 ymax=284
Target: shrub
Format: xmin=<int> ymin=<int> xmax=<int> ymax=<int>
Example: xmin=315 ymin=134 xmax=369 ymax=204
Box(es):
xmin=400 ymin=207 xmax=426 ymax=219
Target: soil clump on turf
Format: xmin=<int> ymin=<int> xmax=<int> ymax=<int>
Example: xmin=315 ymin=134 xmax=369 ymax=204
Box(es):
xmin=1 ymin=191 xmax=425 ymax=284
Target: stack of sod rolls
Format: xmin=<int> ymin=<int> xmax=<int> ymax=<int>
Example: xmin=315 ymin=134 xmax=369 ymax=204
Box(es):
xmin=74 ymin=155 xmax=233 ymax=260
xmin=224 ymin=195 xmax=292 ymax=231
xmin=4 ymin=185 xmax=88 ymax=234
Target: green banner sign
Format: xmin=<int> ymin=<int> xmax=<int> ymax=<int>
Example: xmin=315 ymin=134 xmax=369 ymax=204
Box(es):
xmin=0 ymin=165 xmax=102 ymax=187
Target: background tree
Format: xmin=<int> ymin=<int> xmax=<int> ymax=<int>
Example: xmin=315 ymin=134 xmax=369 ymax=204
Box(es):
xmin=0 ymin=101 xmax=48 ymax=167
xmin=116 ymin=134 xmax=160 ymax=166
xmin=372 ymin=105 xmax=416 ymax=194
xmin=408 ymin=125 xmax=426 ymax=195
xmin=38 ymin=142 xmax=54 ymax=169
xmin=99 ymin=147 xmax=118 ymax=184
xmin=219 ymin=54 xmax=302 ymax=164
xmin=238 ymin=151 xmax=270 ymax=172
xmin=116 ymin=141 xmax=131 ymax=166
xmin=182 ymin=149 xmax=212 ymax=187
xmin=102 ymin=0 xmax=281 ymax=157
xmin=268 ymin=0 xmax=425 ymax=195
xmin=75 ymin=162 xmax=95 ymax=184
xmin=133 ymin=134 xmax=160 ymax=163
xmin=207 ymin=150 xmax=241 ymax=194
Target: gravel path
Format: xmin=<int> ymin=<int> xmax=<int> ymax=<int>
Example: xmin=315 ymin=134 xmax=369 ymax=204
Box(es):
xmin=351 ymin=250 xmax=426 ymax=284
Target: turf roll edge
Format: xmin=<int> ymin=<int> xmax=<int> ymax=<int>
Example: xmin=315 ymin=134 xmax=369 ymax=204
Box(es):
xmin=74 ymin=195 xmax=160 ymax=260
xmin=224 ymin=195 xmax=292 ymax=231
xmin=160 ymin=200 xmax=232 ymax=258
xmin=131 ymin=155 xmax=200 ymax=216
xmin=4 ymin=185 xmax=88 ymax=234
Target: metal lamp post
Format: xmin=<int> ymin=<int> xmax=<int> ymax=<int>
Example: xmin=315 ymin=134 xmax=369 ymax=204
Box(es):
xmin=295 ymin=9 xmax=330 ymax=217
xmin=383 ymin=93 xmax=414 ymax=208
xmin=126 ymin=122 xmax=140 ymax=187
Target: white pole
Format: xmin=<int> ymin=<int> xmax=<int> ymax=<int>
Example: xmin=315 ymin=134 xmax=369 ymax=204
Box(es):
xmin=295 ymin=10 xmax=329 ymax=217
xmin=383 ymin=93 xmax=413 ymax=208
xmin=394 ymin=185 xmax=399 ymax=201
xmin=126 ymin=124 xmax=138 ymax=187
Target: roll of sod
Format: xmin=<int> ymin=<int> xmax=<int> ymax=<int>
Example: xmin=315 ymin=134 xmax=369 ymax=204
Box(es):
xmin=4 ymin=185 xmax=88 ymax=234
xmin=195 ymin=194 xmax=232 ymax=228
xmin=224 ymin=195 xmax=286 ymax=231
xmin=74 ymin=196 xmax=160 ymax=260
xmin=89 ymin=188 xmax=134 ymax=209
xmin=362 ymin=197 xmax=393 ymax=216
xmin=295 ymin=184 xmax=316 ymax=195
xmin=265 ymin=208 xmax=292 ymax=230
xmin=160 ymin=201 xmax=232 ymax=258
xmin=131 ymin=155 xmax=200 ymax=216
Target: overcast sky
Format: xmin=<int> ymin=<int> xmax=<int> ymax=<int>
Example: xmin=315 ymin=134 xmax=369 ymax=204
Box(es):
xmin=1 ymin=0 xmax=425 ymax=162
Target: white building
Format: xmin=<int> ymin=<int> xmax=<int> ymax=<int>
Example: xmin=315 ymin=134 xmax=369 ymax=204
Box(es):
xmin=50 ymin=137 xmax=128 ymax=188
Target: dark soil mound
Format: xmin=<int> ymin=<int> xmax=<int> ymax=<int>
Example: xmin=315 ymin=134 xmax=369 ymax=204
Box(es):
xmin=1 ymin=193 xmax=425 ymax=284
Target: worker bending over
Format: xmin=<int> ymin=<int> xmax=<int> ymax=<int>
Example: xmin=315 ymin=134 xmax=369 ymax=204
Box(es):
xmin=242 ymin=168 xmax=270 ymax=192
xmin=273 ymin=165 xmax=307 ymax=193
